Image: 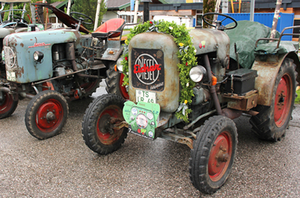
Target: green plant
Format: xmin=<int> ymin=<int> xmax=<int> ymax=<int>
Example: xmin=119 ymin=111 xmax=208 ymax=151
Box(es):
xmin=295 ymin=89 xmax=300 ymax=104
xmin=203 ymin=0 xmax=216 ymax=28
xmin=121 ymin=20 xmax=197 ymax=122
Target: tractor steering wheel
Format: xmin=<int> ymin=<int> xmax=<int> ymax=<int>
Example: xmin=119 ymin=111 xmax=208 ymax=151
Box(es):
xmin=70 ymin=12 xmax=94 ymax=25
xmin=203 ymin=13 xmax=237 ymax=30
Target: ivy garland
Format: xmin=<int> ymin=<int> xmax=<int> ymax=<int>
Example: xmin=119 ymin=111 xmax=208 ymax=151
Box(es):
xmin=121 ymin=20 xmax=197 ymax=122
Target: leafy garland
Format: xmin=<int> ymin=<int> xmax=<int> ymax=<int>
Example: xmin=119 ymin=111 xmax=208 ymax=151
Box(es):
xmin=121 ymin=20 xmax=197 ymax=122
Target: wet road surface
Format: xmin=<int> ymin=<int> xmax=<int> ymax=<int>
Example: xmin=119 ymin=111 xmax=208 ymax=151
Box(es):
xmin=1 ymin=82 xmax=300 ymax=197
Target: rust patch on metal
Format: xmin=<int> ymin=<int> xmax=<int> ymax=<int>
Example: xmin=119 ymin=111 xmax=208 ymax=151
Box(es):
xmin=14 ymin=67 xmax=25 ymax=78
xmin=20 ymin=43 xmax=24 ymax=47
xmin=223 ymin=90 xmax=258 ymax=111
xmin=252 ymin=55 xmax=284 ymax=106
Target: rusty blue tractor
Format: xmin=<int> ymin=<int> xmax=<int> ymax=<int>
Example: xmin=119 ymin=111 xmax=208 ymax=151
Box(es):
xmin=0 ymin=3 xmax=128 ymax=139
xmin=81 ymin=13 xmax=300 ymax=194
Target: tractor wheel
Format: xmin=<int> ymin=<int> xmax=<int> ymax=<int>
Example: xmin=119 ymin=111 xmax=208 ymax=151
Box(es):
xmin=250 ymin=58 xmax=296 ymax=141
xmin=105 ymin=62 xmax=129 ymax=100
xmin=79 ymin=78 xmax=101 ymax=99
xmin=189 ymin=115 xmax=238 ymax=194
xmin=25 ymin=90 xmax=68 ymax=140
xmin=82 ymin=94 xmax=128 ymax=155
xmin=0 ymin=91 xmax=18 ymax=119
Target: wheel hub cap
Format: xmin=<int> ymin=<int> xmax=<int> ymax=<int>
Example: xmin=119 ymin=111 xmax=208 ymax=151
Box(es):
xmin=274 ymin=75 xmax=292 ymax=127
xmin=46 ymin=111 xmax=56 ymax=121
xmin=208 ymin=131 xmax=232 ymax=182
xmin=96 ymin=106 xmax=124 ymax=145
xmin=36 ymin=100 xmax=62 ymax=131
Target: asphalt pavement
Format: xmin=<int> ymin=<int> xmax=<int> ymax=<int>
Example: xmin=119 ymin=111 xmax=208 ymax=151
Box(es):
xmin=0 ymin=81 xmax=300 ymax=197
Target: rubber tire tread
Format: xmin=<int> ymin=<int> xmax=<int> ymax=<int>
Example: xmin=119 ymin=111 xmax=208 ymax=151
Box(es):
xmin=105 ymin=62 xmax=127 ymax=99
xmin=0 ymin=92 xmax=18 ymax=119
xmin=249 ymin=58 xmax=297 ymax=141
xmin=82 ymin=94 xmax=128 ymax=155
xmin=189 ymin=115 xmax=238 ymax=194
xmin=25 ymin=90 xmax=69 ymax=140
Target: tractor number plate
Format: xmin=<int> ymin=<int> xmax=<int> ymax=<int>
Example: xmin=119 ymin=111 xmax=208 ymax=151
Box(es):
xmin=136 ymin=90 xmax=156 ymax=103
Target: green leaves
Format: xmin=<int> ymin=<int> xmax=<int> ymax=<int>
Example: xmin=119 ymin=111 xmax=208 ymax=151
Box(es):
xmin=122 ymin=20 xmax=197 ymax=122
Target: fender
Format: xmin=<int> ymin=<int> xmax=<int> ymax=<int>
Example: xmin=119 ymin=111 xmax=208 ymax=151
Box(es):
xmin=252 ymin=51 xmax=299 ymax=106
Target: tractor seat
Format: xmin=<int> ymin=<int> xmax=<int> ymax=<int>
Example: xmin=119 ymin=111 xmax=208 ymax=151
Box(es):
xmin=92 ymin=18 xmax=125 ymax=39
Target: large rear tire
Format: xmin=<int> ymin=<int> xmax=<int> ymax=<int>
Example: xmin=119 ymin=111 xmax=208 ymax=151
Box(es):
xmin=189 ymin=115 xmax=238 ymax=194
xmin=25 ymin=90 xmax=68 ymax=140
xmin=250 ymin=58 xmax=296 ymax=141
xmin=0 ymin=91 xmax=18 ymax=119
xmin=105 ymin=62 xmax=129 ymax=100
xmin=79 ymin=78 xmax=101 ymax=98
xmin=82 ymin=94 xmax=128 ymax=155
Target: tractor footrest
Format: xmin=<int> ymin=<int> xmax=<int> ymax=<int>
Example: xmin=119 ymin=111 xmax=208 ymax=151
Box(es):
xmin=223 ymin=90 xmax=258 ymax=111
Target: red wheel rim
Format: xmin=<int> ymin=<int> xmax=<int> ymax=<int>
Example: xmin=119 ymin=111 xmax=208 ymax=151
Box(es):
xmin=208 ymin=131 xmax=232 ymax=182
xmin=119 ymin=73 xmax=129 ymax=99
xmin=35 ymin=99 xmax=64 ymax=133
xmin=274 ymin=74 xmax=292 ymax=127
xmin=96 ymin=105 xmax=123 ymax=145
xmin=0 ymin=92 xmax=14 ymax=114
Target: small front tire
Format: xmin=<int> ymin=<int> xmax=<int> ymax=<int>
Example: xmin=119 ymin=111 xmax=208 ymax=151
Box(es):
xmin=189 ymin=115 xmax=238 ymax=194
xmin=25 ymin=90 xmax=68 ymax=140
xmin=82 ymin=94 xmax=128 ymax=155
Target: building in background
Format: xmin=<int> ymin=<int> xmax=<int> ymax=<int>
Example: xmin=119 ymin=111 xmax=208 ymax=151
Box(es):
xmin=104 ymin=0 xmax=300 ymax=30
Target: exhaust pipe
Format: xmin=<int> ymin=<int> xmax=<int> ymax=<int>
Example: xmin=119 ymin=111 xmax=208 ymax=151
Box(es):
xmin=66 ymin=43 xmax=99 ymax=79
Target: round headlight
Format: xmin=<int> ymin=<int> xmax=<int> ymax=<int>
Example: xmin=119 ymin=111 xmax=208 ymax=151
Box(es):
xmin=33 ymin=51 xmax=44 ymax=62
xmin=116 ymin=57 xmax=123 ymax=72
xmin=189 ymin=66 xmax=207 ymax=82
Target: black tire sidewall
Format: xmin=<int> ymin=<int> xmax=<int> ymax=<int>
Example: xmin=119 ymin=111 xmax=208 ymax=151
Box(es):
xmin=105 ymin=62 xmax=128 ymax=100
xmin=82 ymin=94 xmax=128 ymax=155
xmin=190 ymin=115 xmax=238 ymax=194
xmin=250 ymin=58 xmax=296 ymax=141
xmin=25 ymin=90 xmax=68 ymax=140
xmin=270 ymin=60 xmax=296 ymax=134
xmin=0 ymin=92 xmax=18 ymax=119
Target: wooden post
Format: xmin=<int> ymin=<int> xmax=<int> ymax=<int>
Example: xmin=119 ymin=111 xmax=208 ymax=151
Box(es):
xmin=94 ymin=0 xmax=101 ymax=31
xmin=270 ymin=0 xmax=282 ymax=40
xmin=67 ymin=0 xmax=72 ymax=15
xmin=213 ymin=0 xmax=221 ymax=27
xmin=134 ymin=0 xmax=139 ymax=23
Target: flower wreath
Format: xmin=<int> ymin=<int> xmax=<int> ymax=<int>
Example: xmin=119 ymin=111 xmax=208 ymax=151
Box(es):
xmin=121 ymin=20 xmax=197 ymax=122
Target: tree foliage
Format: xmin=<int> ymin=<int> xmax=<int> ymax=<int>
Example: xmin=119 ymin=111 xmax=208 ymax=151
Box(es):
xmin=10 ymin=0 xmax=107 ymax=29
xmin=72 ymin=0 xmax=107 ymax=29
xmin=203 ymin=0 xmax=216 ymax=28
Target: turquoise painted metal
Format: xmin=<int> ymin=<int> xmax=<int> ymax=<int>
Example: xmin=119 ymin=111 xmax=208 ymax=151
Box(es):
xmin=3 ymin=29 xmax=77 ymax=83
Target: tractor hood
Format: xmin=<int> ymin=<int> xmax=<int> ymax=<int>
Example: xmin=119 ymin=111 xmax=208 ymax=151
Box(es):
xmin=3 ymin=29 xmax=78 ymax=48
xmin=3 ymin=29 xmax=78 ymax=83
xmin=190 ymin=28 xmax=230 ymax=68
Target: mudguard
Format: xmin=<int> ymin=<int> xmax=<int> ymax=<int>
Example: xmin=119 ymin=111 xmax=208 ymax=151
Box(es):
xmin=252 ymin=47 xmax=300 ymax=106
